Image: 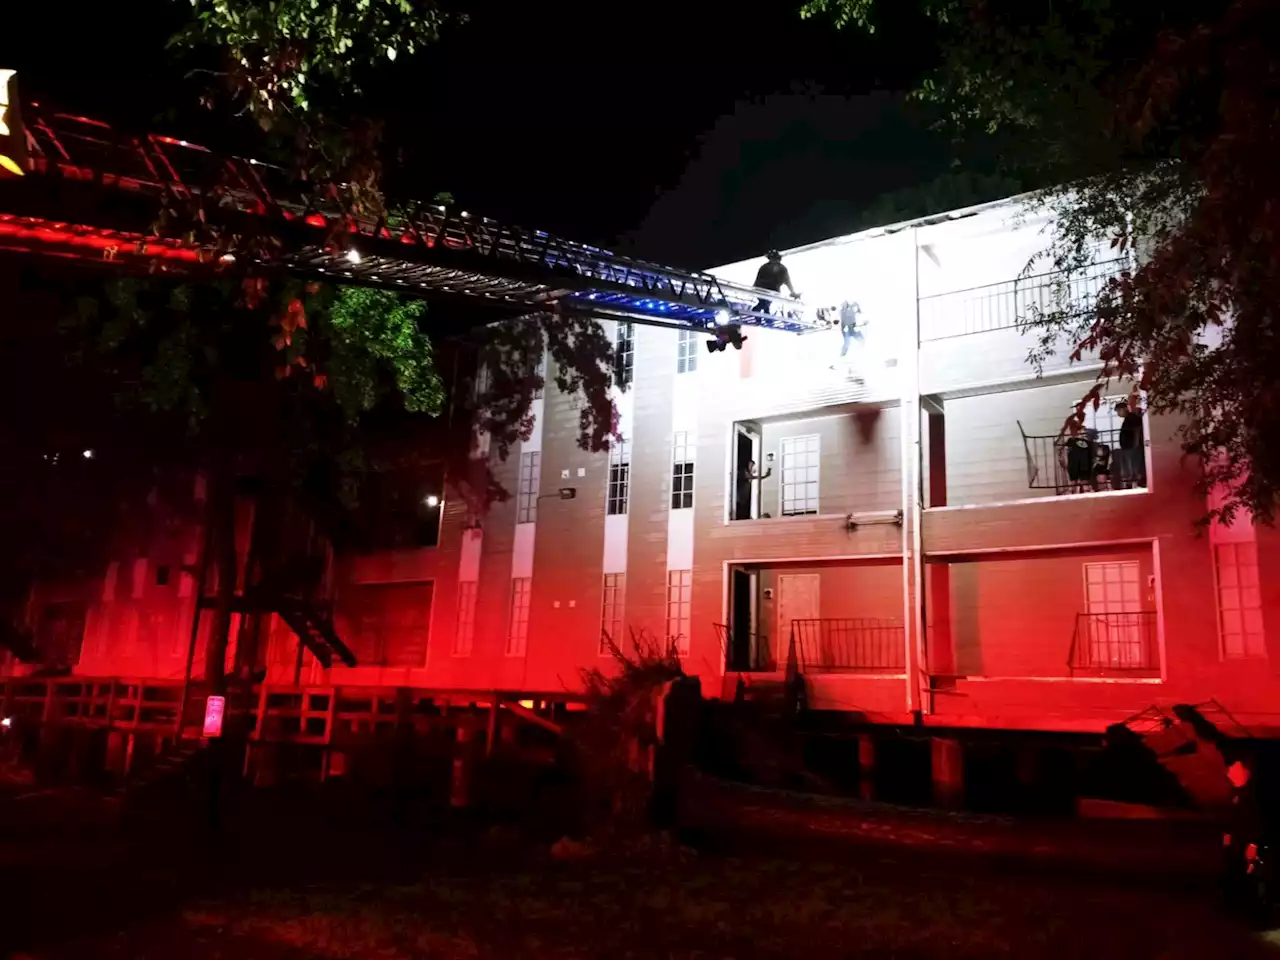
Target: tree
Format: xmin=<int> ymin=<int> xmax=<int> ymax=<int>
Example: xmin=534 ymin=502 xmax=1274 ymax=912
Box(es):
xmin=802 ymin=0 xmax=1280 ymax=525
xmin=18 ymin=2 xmax=620 ymax=695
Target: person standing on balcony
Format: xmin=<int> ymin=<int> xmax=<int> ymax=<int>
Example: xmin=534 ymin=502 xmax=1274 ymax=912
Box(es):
xmin=1115 ymin=399 xmax=1147 ymax=489
xmin=735 ymin=459 xmax=772 ymax=520
xmin=753 ymin=250 xmax=799 ymax=314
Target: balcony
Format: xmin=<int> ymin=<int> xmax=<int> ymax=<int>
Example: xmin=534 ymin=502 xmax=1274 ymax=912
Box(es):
xmin=922 ymin=380 xmax=1148 ymax=510
xmin=727 ymin=411 xmax=902 ymax=523
xmin=792 ymin=618 xmax=906 ymax=674
xmin=1018 ymin=425 xmax=1148 ymax=496
xmin=1068 ymin=611 xmax=1159 ymax=675
xmin=917 ymin=259 xmax=1124 ymax=393
xmin=919 ymin=259 xmax=1125 ymax=342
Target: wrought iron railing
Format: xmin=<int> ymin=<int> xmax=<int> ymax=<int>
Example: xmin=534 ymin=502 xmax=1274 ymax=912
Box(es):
xmin=792 ymin=618 xmax=906 ymax=673
xmin=1069 ymin=611 xmax=1158 ymax=672
xmin=714 ymin=623 xmax=778 ymax=672
xmin=1017 ymin=424 xmax=1146 ymax=495
xmin=919 ymin=259 xmax=1125 ymax=342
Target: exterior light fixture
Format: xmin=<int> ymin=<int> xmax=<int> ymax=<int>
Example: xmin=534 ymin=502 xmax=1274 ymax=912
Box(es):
xmin=558 ymin=487 xmax=576 ymax=500
xmin=82 ymin=449 xmax=94 ymax=459
xmin=714 ymin=309 xmax=732 ymax=326
xmin=346 ymin=248 xmax=361 ymax=264
xmin=424 ymin=494 xmax=440 ymax=508
xmin=1 ymin=716 xmax=11 ymax=728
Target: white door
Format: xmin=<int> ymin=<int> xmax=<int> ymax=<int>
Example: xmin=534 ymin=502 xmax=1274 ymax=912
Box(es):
xmin=1082 ymin=561 xmax=1142 ymax=667
xmin=777 ymin=573 xmax=821 ymax=668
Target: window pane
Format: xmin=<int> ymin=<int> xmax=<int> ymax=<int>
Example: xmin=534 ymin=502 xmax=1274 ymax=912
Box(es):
xmin=453 ymin=581 xmax=477 ymax=657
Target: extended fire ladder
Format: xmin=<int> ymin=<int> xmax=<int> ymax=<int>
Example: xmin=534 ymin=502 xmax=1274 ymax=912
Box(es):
xmin=0 ymin=74 xmax=823 ymax=334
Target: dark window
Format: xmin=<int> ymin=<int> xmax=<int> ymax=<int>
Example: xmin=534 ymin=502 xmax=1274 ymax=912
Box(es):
xmin=615 ymin=322 xmax=635 ymax=389
xmin=671 ymin=431 xmax=694 ymax=509
xmin=607 ymin=440 xmax=630 ymax=515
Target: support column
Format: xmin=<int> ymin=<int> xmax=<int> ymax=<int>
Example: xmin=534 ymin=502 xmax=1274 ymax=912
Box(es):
xmin=931 ymin=736 xmax=965 ymax=809
xmin=450 ymin=723 xmax=476 ymax=809
xmin=857 ymin=734 xmax=877 ymax=801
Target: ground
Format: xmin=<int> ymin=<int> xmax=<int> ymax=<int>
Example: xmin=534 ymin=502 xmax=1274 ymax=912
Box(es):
xmin=3 ymin=784 xmax=1275 ymax=959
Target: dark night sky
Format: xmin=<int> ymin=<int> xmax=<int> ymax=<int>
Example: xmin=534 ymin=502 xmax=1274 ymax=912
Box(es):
xmin=1 ymin=0 xmax=944 ymax=267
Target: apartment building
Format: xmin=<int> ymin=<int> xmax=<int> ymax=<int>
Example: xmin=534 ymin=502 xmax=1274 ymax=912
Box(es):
xmin=11 ymin=195 xmax=1280 ymax=737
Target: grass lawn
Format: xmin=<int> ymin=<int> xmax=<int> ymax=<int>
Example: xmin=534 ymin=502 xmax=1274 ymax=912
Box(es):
xmin=21 ymin=831 xmax=1277 ymax=960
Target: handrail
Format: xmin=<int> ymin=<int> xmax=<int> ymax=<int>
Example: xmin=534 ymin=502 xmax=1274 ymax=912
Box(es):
xmin=1068 ymin=611 xmax=1158 ymax=672
xmin=791 ymin=618 xmax=906 ymax=673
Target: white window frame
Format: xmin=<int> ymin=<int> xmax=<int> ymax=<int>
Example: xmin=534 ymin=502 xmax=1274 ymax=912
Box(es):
xmin=506 ymin=577 xmax=532 ymax=656
xmin=1080 ymin=561 xmax=1144 ymax=668
xmin=1215 ymin=541 xmax=1266 ymax=660
xmin=601 ymin=573 xmax=625 ymax=654
xmin=614 ymin=322 xmax=635 ymax=389
xmin=676 ymin=329 xmax=698 ymax=374
xmin=453 ymin=580 xmax=477 ymax=657
xmin=780 ymin=434 xmax=820 ymax=516
xmin=516 ymin=450 xmax=541 ymax=524
xmin=607 ymin=440 xmax=630 ymax=516
xmin=671 ymin=431 xmax=694 ymax=510
xmin=666 ymin=569 xmax=692 ymax=656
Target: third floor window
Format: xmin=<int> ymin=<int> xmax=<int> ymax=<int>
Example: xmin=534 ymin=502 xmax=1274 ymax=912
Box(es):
xmin=517 ymin=450 xmax=541 ymax=524
xmin=676 ymin=329 xmax=697 ymax=374
xmin=671 ymin=431 xmax=694 ymax=510
xmin=615 ymin=322 xmax=634 ymax=390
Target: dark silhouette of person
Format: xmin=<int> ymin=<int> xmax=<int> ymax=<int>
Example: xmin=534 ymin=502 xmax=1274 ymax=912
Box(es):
xmin=735 ymin=460 xmax=771 ymax=520
xmin=1114 ymin=399 xmax=1147 ymax=488
xmin=839 ymin=301 xmax=863 ymax=357
xmin=753 ymin=250 xmax=798 ymax=313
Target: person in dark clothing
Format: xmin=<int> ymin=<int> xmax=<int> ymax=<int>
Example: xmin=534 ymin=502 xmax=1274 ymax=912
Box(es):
xmin=735 ymin=460 xmax=771 ymax=520
xmin=839 ymin=300 xmax=864 ymax=357
xmin=753 ymin=250 xmax=799 ymax=313
xmin=1221 ymin=748 xmax=1274 ymax=925
xmin=1114 ymin=399 xmax=1147 ymax=488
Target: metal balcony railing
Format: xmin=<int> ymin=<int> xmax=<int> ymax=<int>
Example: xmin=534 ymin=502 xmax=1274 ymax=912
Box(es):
xmin=792 ymin=618 xmax=906 ymax=673
xmin=1069 ymin=611 xmax=1158 ymax=672
xmin=919 ymin=259 xmax=1126 ymax=342
xmin=1013 ymin=424 xmax=1126 ymax=491
xmin=714 ymin=623 xmax=778 ymax=672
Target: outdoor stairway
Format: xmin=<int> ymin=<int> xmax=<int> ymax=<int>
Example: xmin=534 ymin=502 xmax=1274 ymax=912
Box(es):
xmin=274 ymin=600 xmax=357 ymax=668
xmin=1109 ymin=702 xmax=1241 ymax=808
xmin=110 ymin=737 xmax=208 ymax=801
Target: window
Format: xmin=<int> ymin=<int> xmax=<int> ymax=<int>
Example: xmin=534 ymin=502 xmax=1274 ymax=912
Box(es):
xmin=676 ymin=329 xmax=698 ymax=374
xmin=614 ymin=322 xmax=634 ymax=390
xmin=34 ymin=600 xmax=87 ymax=668
xmin=517 ymin=450 xmax=541 ymax=524
xmin=665 ymin=569 xmax=692 ymax=655
xmin=671 ymin=431 xmax=694 ymax=510
xmin=339 ymin=582 xmax=434 ymax=667
xmin=453 ymin=581 xmax=477 ymax=657
xmin=1082 ymin=561 xmax=1144 ymax=668
xmin=601 ymin=573 xmax=625 ymax=653
xmin=607 ymin=440 xmax=630 ymax=516
xmin=780 ymin=434 xmax=820 ymax=516
xmin=1216 ymin=542 xmax=1265 ymax=659
xmin=474 ymin=362 xmax=491 ymax=403
xmin=506 ymin=577 xmax=532 ymax=656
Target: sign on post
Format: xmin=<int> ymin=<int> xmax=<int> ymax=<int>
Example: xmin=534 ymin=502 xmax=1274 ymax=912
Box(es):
xmin=202 ymin=695 xmax=226 ymax=738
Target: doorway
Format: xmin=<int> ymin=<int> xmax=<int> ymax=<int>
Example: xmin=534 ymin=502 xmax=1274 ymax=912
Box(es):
xmin=732 ymin=422 xmax=761 ymax=521
xmin=728 ymin=568 xmax=758 ymax=670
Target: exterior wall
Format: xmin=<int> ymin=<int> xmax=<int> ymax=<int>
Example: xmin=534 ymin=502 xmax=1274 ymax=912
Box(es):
xmin=19 ymin=195 xmax=1280 ymax=737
